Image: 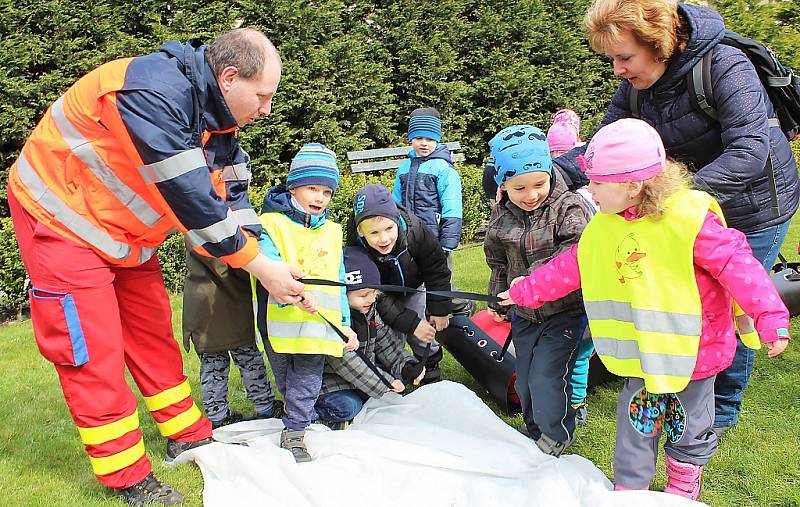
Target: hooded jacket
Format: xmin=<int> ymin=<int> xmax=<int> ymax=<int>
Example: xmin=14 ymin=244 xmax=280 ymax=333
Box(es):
xmin=554 ymin=3 xmax=799 ymax=234
xmin=484 ymin=169 xmax=593 ymax=323
xmin=321 ymin=305 xmax=415 ymax=398
xmin=345 ymin=206 xmax=453 ymax=335
xmin=392 ymin=144 xmax=463 ymax=250
xmin=9 ymin=39 xmax=261 ymax=267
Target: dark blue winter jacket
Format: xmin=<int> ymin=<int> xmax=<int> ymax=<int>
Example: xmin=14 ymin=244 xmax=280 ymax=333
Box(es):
xmin=392 ymin=144 xmax=463 ymax=250
xmin=555 ymin=3 xmax=798 ymax=234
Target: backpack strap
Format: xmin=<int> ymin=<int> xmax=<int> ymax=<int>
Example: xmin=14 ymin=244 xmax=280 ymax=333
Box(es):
xmin=765 ymin=154 xmax=781 ymax=216
xmin=688 ymin=48 xmax=781 ymax=217
xmin=687 ymin=51 xmax=718 ymax=122
xmin=627 ymin=86 xmax=644 ymax=118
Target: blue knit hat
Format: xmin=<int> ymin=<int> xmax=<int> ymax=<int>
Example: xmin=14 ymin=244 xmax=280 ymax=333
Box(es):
xmin=354 ymin=184 xmax=401 ymax=226
xmin=488 ymin=125 xmax=553 ymax=187
xmin=407 ymin=107 xmax=442 ymax=142
xmin=287 ymin=143 xmax=340 ymax=192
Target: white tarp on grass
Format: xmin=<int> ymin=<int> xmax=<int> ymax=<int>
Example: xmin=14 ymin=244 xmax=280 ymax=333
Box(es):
xmin=178 ymin=381 xmax=704 ymax=507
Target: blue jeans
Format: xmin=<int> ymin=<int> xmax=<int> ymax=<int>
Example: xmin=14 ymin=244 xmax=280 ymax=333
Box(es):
xmin=315 ymin=389 xmax=366 ymax=423
xmin=713 ymin=220 xmax=790 ymax=428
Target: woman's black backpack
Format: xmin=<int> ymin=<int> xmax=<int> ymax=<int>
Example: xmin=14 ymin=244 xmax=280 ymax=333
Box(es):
xmin=628 ymin=30 xmax=800 ymax=218
xmin=629 ymin=29 xmax=800 ymax=142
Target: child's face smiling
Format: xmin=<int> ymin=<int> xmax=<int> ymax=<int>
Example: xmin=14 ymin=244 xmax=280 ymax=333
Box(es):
xmin=411 ymin=137 xmax=437 ymax=158
xmin=358 ymin=216 xmax=399 ymax=255
xmin=347 ymin=288 xmax=378 ymax=314
xmin=290 ymin=184 xmax=333 ymax=215
xmin=503 ymin=171 xmax=551 ymax=211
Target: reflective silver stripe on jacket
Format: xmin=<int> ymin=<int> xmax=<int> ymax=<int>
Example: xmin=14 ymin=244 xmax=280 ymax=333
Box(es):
xmin=139 ymin=148 xmax=207 ymax=183
xmin=231 ymin=208 xmax=259 ymax=228
xmin=221 ymin=163 xmax=251 ymax=182
xmin=139 ymin=247 xmax=156 ymax=264
xmin=583 ymin=300 xmax=701 ymax=336
xmin=16 ymin=154 xmax=131 ymax=260
xmin=266 ymin=292 xmax=344 ymax=344
xmin=51 ymin=96 xmax=161 ymax=227
xmin=268 ymin=290 xmax=341 ymax=312
xmin=305 ymin=289 xmax=342 ymax=312
xmin=184 ymin=210 xmax=242 ymax=250
xmin=592 ymin=336 xmax=697 ymax=377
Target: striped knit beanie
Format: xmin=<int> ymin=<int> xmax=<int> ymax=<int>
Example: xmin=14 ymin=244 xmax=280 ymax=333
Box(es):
xmin=286 ymin=143 xmax=340 ymax=192
xmin=407 ymin=107 xmax=442 ymax=142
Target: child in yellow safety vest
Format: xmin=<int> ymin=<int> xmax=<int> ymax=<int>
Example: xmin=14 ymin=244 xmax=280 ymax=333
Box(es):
xmin=498 ymin=118 xmax=790 ymax=500
xmin=255 ymin=143 xmax=358 ymax=463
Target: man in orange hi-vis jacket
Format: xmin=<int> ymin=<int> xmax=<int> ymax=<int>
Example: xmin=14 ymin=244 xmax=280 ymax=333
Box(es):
xmin=7 ymin=28 xmax=312 ymax=506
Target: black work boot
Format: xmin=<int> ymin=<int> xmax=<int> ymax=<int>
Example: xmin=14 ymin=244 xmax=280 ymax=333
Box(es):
xmin=280 ymin=428 xmax=312 ymax=463
xmin=117 ymin=473 xmax=184 ymax=506
xmin=164 ymin=436 xmax=214 ymax=465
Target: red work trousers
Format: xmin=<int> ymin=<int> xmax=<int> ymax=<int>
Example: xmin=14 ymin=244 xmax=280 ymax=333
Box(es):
xmin=9 ymin=188 xmax=211 ymax=489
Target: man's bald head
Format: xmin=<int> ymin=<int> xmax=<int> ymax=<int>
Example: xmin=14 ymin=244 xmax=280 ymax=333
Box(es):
xmin=206 ymin=28 xmax=281 ymax=79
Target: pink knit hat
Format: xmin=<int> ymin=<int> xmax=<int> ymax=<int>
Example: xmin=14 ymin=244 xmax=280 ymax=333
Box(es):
xmin=578 ymin=118 xmax=666 ymax=183
xmin=552 ymin=109 xmax=581 ymax=133
xmin=547 ymin=122 xmax=580 ymax=152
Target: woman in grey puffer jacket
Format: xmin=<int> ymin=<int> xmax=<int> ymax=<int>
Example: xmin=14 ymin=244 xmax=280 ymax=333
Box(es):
xmin=553 ymin=0 xmax=798 ymax=470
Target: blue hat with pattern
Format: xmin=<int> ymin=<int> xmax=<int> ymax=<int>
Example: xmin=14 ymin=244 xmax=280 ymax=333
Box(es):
xmin=489 ymin=125 xmax=553 ymax=187
xmin=407 ymin=107 xmax=442 ymax=142
xmin=287 ymin=143 xmax=340 ymax=192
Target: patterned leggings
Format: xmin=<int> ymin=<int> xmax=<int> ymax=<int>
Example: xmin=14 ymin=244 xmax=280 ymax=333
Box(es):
xmin=199 ymin=344 xmax=276 ymax=423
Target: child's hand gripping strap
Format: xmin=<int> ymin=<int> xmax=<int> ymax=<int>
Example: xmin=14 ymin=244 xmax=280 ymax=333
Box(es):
xmin=313 ymin=309 xmax=394 ymax=389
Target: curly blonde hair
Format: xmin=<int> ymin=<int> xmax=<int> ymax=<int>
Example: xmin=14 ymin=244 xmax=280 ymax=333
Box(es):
xmin=636 ymin=160 xmax=691 ymax=218
xmin=584 ymin=0 xmax=688 ymax=62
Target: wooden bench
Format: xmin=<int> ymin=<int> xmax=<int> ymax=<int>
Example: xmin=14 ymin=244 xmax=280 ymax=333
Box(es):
xmin=346 ymin=141 xmax=465 ymax=173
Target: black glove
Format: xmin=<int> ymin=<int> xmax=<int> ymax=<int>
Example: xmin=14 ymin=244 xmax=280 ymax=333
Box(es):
xmin=401 ymin=360 xmax=425 ymax=385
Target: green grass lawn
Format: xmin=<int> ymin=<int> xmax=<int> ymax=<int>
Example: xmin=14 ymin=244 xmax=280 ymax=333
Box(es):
xmin=1 ymin=223 xmax=799 ymax=506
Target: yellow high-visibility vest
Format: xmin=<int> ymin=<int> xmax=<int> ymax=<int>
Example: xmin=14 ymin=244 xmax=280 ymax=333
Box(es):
xmin=577 ymin=189 xmax=755 ymax=393
xmin=260 ymin=212 xmax=344 ymax=357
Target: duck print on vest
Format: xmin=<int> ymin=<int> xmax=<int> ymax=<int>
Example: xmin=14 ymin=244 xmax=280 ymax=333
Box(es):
xmin=615 ymin=233 xmax=647 ymax=284
xmin=296 ymin=242 xmax=330 ymax=277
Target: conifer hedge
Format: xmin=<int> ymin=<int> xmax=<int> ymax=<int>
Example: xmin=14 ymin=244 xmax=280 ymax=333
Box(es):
xmin=1 ymin=0 xmax=798 ymax=318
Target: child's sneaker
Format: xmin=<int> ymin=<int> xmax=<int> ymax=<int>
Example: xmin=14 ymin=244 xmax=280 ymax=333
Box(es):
xmin=322 ymin=420 xmax=350 ymax=431
xmin=255 ymin=400 xmax=286 ymax=420
xmin=664 ymin=454 xmax=703 ymax=500
xmin=419 ymin=347 xmax=443 ymax=385
xmin=572 ymin=402 xmax=588 ymax=426
xmin=211 ymin=410 xmax=247 ymax=429
xmin=117 ymin=472 xmax=183 ymax=506
xmin=535 ymin=432 xmax=576 ymax=457
xmin=452 ymin=300 xmax=477 ymax=317
xmin=163 ymin=437 xmax=214 ymax=465
xmin=280 ymin=429 xmax=312 ymax=463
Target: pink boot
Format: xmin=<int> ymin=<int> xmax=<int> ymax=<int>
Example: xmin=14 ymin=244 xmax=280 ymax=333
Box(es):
xmin=664 ymin=454 xmax=703 ymax=500
xmin=614 ymin=484 xmax=649 ymax=491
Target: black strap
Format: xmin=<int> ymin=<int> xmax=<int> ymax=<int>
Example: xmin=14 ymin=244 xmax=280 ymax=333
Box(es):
xmin=778 ymin=252 xmax=789 ymax=269
xmin=765 ymin=155 xmax=780 ymax=217
xmin=314 ymin=310 xmax=394 ymax=389
xmin=495 ymin=328 xmax=514 ymax=363
xmin=628 ymin=87 xmax=643 ymax=118
xmin=299 ymin=278 xmax=503 ymax=304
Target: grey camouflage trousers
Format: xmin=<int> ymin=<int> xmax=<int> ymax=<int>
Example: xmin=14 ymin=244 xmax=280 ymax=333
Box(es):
xmin=199 ymin=344 xmax=277 ymax=423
